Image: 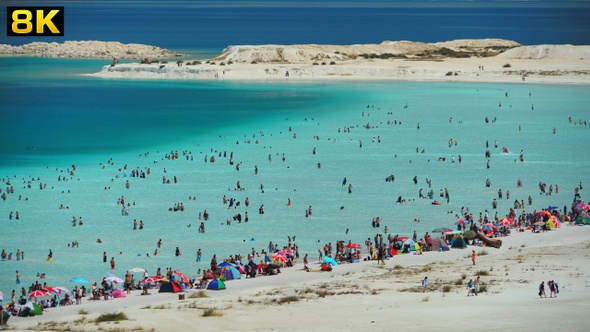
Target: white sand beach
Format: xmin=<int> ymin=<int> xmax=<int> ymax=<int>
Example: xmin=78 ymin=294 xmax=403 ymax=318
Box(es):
xmin=89 ymin=40 xmax=590 ymax=85
xmin=6 ymin=224 xmax=589 ymax=331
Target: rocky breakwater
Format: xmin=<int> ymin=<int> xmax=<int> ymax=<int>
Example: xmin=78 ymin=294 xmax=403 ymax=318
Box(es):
xmin=0 ymin=40 xmax=180 ymax=59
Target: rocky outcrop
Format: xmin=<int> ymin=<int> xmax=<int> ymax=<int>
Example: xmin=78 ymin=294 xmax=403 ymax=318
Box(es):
xmin=0 ymin=41 xmax=179 ymax=59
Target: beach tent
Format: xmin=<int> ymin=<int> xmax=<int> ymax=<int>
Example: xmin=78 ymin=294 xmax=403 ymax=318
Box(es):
xmin=22 ymin=301 xmax=43 ymax=316
xmin=451 ymin=237 xmax=468 ymax=249
xmin=463 ymin=230 xmax=477 ymax=240
xmin=218 ymin=261 xmax=235 ymax=268
xmin=223 ymin=267 xmax=241 ymax=280
xmin=575 ymin=217 xmax=589 ymax=225
xmin=431 ymin=237 xmax=449 ymax=251
xmin=111 ymin=289 xmax=126 ymax=298
xmin=207 ymin=279 xmax=226 ymax=291
xmin=158 ymin=282 xmax=181 ymax=293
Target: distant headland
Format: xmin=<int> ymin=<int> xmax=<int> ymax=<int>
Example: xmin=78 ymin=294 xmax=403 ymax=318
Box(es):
xmin=0 ymin=40 xmax=180 ymax=59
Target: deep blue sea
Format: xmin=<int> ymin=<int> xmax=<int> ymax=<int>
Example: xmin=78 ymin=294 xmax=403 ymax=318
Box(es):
xmin=1 ymin=1 xmax=590 ymax=48
xmin=1 ymin=0 xmax=590 ymax=300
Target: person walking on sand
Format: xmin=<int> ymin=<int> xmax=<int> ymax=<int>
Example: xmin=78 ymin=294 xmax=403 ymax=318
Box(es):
xmin=422 ymin=277 xmax=428 ymax=292
xmin=549 ymin=280 xmax=556 ymax=298
xmin=471 ymin=250 xmax=476 ymax=265
xmin=539 ymin=281 xmax=546 ymax=298
xmin=467 ymin=279 xmax=474 ymax=296
xmin=474 ymin=276 xmax=480 ymax=295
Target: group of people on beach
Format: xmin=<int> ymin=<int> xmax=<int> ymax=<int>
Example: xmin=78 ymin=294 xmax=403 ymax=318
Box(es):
xmin=538 ymin=280 xmax=559 ymax=298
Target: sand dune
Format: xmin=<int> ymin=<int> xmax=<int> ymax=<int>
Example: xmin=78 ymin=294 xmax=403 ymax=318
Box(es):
xmin=498 ymin=44 xmax=590 ymax=60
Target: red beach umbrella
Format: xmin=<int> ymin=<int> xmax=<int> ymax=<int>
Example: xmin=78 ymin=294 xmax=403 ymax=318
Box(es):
xmin=28 ymin=290 xmax=52 ymax=298
xmin=42 ymin=286 xmax=61 ymax=294
xmin=141 ymin=276 xmax=162 ymax=283
xmin=498 ymin=217 xmax=514 ymax=226
xmin=272 ymin=255 xmax=289 ymax=262
xmin=345 ymin=243 xmax=363 ymax=249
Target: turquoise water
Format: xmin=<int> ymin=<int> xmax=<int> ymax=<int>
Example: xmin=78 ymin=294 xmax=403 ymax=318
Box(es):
xmin=1 ymin=58 xmax=589 ymax=295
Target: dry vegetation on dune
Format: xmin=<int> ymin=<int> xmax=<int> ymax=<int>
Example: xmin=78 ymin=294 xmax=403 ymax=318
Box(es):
xmin=212 ymin=39 xmax=521 ymax=64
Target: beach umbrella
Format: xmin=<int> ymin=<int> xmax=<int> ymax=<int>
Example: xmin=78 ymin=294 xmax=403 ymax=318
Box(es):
xmin=42 ymin=286 xmax=61 ymax=294
xmin=106 ymin=276 xmax=124 ymax=284
xmin=142 ymin=276 xmax=163 ymax=284
xmin=128 ymin=267 xmax=146 ymax=273
xmin=345 ymin=243 xmax=363 ymax=249
xmin=217 ymin=261 xmax=235 ymax=267
xmin=396 ymin=236 xmax=409 ymax=242
xmin=275 ymin=249 xmax=293 ymax=256
xmin=223 ymin=267 xmax=242 ymax=280
xmin=272 ymin=254 xmax=289 ymax=262
xmin=207 ymin=278 xmax=226 ymax=291
xmin=54 ymin=286 xmax=71 ymax=294
xmin=28 ymin=290 xmax=52 ymax=298
xmin=70 ymin=277 xmax=88 ymax=283
xmin=573 ymin=202 xmax=586 ymax=210
xmin=455 ymin=220 xmax=466 ymax=226
xmin=174 ymin=269 xmax=190 ymax=284
xmin=498 ymin=217 xmax=514 ymax=226
xmin=432 ymin=227 xmax=451 ymax=233
xmin=481 ymin=223 xmax=497 ymax=231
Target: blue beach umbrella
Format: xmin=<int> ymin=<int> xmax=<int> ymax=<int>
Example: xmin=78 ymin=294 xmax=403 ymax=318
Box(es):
xmin=323 ymin=256 xmax=338 ymax=266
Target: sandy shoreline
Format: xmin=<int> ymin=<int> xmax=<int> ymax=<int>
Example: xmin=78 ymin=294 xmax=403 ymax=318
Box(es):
xmin=5 ymin=224 xmax=590 ymax=331
xmin=88 ymin=41 xmax=590 ymax=85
